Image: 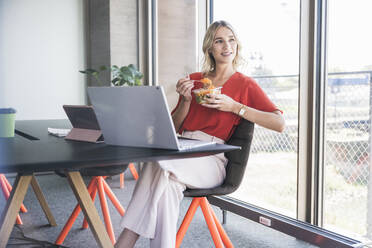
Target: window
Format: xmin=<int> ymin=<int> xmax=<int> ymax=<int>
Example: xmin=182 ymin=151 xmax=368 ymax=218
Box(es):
xmin=213 ymin=0 xmax=300 ymax=217
xmin=323 ymin=0 xmax=372 ymax=240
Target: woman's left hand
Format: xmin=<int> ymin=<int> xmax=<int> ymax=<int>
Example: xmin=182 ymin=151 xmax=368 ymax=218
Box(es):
xmin=202 ymin=94 xmax=237 ymax=112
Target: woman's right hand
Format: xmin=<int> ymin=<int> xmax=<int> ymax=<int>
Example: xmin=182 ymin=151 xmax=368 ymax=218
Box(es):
xmin=176 ymin=77 xmax=194 ymax=102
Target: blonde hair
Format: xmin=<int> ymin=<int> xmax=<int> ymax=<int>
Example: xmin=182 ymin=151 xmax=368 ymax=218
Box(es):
xmin=201 ymin=20 xmax=242 ymax=74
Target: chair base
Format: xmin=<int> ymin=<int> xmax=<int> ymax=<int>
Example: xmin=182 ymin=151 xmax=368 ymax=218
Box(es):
xmin=120 ymin=163 xmax=139 ymax=189
xmin=55 ymin=176 xmax=125 ymax=245
xmin=176 ymin=197 xmax=234 ymax=248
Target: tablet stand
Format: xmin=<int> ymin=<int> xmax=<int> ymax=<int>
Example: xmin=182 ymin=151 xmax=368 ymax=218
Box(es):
xmin=65 ymin=128 xmax=103 ymax=143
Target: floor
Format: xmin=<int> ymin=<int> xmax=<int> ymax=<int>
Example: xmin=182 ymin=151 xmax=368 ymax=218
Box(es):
xmin=1 ymin=173 xmax=319 ymax=248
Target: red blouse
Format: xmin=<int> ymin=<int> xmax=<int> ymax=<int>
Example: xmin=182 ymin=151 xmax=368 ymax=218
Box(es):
xmin=172 ymin=72 xmax=279 ymax=141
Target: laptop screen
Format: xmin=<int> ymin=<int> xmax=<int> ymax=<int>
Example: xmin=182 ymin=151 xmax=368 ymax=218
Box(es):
xmin=87 ymin=86 xmax=181 ymax=149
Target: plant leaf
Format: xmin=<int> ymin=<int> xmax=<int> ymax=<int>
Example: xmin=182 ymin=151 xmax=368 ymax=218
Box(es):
xmin=86 ymin=69 xmax=98 ymax=73
xmin=135 ymin=71 xmax=143 ymax=79
xmin=108 ymin=64 xmax=144 ymax=87
xmin=135 ymin=78 xmax=142 ymax=85
xmin=127 ymin=65 xmax=137 ymax=77
xmin=120 ymin=66 xmax=131 ymax=74
xmin=118 ymin=79 xmax=126 ymax=86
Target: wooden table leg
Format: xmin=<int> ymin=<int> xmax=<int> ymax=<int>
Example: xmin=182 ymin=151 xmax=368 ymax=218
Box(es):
xmin=0 ymin=174 xmax=32 ymax=248
xmin=66 ymin=171 xmax=113 ymax=248
xmin=30 ymin=175 xmax=57 ymax=226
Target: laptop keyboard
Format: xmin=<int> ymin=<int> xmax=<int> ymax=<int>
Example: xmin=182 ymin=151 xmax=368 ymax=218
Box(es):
xmin=178 ymin=138 xmax=215 ymax=150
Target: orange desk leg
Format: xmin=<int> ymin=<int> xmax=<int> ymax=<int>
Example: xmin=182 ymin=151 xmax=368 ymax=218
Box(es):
xmin=0 ymin=174 xmax=23 ymax=225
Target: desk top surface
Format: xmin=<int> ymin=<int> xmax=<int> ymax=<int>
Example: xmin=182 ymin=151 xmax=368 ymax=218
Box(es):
xmin=0 ymin=120 xmax=238 ymax=174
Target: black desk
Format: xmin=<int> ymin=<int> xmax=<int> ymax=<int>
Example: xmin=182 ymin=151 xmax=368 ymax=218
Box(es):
xmin=0 ymin=120 xmax=238 ymax=248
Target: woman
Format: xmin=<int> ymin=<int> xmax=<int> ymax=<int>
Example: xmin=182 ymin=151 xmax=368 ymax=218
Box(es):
xmin=115 ymin=20 xmax=285 ymax=248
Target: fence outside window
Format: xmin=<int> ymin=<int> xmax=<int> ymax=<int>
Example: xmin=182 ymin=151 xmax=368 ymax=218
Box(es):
xmin=243 ymin=70 xmax=372 ymax=239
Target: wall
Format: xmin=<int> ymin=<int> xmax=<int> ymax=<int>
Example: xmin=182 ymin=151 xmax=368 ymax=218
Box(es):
xmin=158 ymin=0 xmax=198 ymax=110
xmin=0 ymin=0 xmax=86 ymax=120
xmin=0 ymin=0 xmax=198 ymax=119
xmin=110 ymin=0 xmax=138 ymax=67
xmin=86 ymin=0 xmax=138 ymax=86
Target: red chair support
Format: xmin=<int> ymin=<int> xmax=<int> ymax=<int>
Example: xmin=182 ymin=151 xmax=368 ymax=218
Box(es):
xmin=55 ymin=176 xmax=125 ymax=245
xmin=176 ymin=197 xmax=233 ymax=248
xmin=119 ymin=163 xmax=139 ymax=188
xmin=0 ymin=174 xmax=28 ymax=225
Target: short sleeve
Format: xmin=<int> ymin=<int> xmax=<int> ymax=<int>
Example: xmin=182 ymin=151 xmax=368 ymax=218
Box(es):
xmin=246 ymin=79 xmax=282 ymax=113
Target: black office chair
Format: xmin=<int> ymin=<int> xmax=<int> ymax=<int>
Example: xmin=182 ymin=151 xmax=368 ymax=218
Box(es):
xmin=176 ymin=120 xmax=254 ymax=248
xmin=55 ymin=164 xmax=129 ymax=245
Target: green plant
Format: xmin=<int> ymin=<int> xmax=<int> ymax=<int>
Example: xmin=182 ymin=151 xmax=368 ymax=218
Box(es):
xmin=79 ymin=64 xmax=143 ymax=86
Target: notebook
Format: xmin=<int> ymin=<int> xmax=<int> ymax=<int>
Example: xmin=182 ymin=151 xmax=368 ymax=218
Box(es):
xmin=63 ymin=105 xmax=104 ymax=143
xmin=87 ymin=86 xmax=216 ymax=150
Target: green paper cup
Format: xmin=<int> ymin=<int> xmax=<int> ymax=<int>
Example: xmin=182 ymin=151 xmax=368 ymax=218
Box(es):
xmin=0 ymin=108 xmax=16 ymax=138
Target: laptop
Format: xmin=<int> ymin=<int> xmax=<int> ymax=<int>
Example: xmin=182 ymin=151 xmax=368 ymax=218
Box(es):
xmin=87 ymin=86 xmax=216 ymax=150
xmin=63 ymin=105 xmax=104 ymax=143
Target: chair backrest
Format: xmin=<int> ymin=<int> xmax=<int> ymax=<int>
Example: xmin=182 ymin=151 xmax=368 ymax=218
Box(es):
xmin=184 ymin=119 xmax=255 ymax=197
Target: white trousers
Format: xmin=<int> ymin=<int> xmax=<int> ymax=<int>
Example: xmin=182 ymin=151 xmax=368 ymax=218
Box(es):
xmin=120 ymin=131 xmax=227 ymax=248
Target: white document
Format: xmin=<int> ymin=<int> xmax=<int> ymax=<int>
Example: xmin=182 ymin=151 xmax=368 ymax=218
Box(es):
xmin=47 ymin=127 xmax=71 ymax=137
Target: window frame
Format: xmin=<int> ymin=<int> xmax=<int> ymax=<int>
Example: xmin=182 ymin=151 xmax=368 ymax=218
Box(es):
xmin=207 ymin=0 xmax=361 ymax=247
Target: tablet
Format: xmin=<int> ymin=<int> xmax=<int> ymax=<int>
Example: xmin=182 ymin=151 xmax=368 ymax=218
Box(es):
xmin=63 ymin=105 xmax=101 ymax=130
